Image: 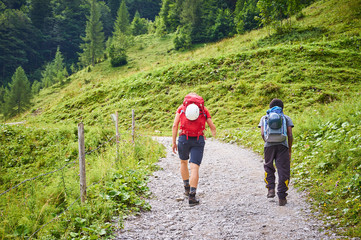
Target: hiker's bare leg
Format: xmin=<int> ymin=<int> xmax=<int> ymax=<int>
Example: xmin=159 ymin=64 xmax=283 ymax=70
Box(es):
xmin=180 ymin=160 xmax=189 ymax=180
xmin=189 ymin=163 xmax=199 ymax=188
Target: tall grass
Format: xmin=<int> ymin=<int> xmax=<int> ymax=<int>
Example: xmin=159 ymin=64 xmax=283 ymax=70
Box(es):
xmin=291 ymin=97 xmax=361 ymax=236
xmin=0 ymin=124 xmax=165 ymax=239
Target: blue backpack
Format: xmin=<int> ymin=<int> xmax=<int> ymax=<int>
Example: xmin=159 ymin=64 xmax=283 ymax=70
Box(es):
xmin=264 ymin=106 xmax=287 ymax=143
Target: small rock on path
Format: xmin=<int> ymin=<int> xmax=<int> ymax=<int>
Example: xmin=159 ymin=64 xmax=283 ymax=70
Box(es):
xmin=114 ymin=137 xmax=340 ymax=240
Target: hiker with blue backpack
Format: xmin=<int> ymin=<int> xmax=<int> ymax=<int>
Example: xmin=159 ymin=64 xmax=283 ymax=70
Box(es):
xmin=258 ymin=98 xmax=294 ymax=206
xmin=172 ymin=93 xmax=216 ymax=206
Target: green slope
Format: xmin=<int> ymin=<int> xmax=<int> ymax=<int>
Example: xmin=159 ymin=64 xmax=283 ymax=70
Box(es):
xmin=3 ymin=0 xmax=361 ymax=237
xmin=21 ymin=0 xmax=361 ymax=131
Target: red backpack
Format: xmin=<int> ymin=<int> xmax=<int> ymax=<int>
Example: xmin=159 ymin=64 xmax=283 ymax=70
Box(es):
xmin=179 ymin=94 xmax=207 ymax=139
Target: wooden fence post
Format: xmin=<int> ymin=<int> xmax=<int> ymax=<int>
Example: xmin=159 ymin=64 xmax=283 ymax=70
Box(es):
xmin=115 ymin=111 xmax=119 ymax=161
xmin=132 ymin=109 xmax=135 ymax=143
xmin=78 ymin=123 xmax=87 ymax=203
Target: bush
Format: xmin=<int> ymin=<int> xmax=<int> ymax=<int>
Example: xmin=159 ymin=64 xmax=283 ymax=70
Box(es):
xmin=173 ymin=26 xmax=192 ymax=51
xmin=109 ymin=44 xmax=128 ymax=67
xmin=296 ymin=11 xmax=305 ymax=21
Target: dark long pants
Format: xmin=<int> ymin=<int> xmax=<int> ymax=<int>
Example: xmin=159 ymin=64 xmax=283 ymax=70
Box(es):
xmin=264 ymin=145 xmax=290 ymax=199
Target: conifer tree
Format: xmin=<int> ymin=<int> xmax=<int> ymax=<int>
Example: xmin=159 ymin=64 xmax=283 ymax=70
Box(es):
xmin=154 ymin=16 xmax=167 ymax=37
xmin=113 ymin=0 xmax=130 ymax=38
xmin=31 ymin=80 xmax=41 ymax=95
xmin=41 ymin=62 xmax=53 ymax=88
xmin=108 ymin=0 xmax=120 ymax=21
xmin=234 ymin=0 xmax=259 ymax=34
xmin=111 ymin=0 xmax=131 ymax=53
xmin=257 ymin=0 xmax=293 ymax=33
xmin=41 ymin=47 xmax=68 ymax=87
xmin=3 ymin=67 xmax=31 ymax=118
xmin=30 ymin=0 xmax=51 ymax=30
xmin=79 ymin=0 xmax=105 ymax=67
xmin=51 ymin=0 xmax=88 ymax=66
xmin=180 ymin=0 xmax=204 ymax=43
xmin=256 ymin=0 xmax=273 ymax=30
xmin=53 ymin=47 xmax=68 ymax=83
xmin=159 ymin=0 xmax=182 ymax=33
xmin=210 ymin=8 xmax=235 ymax=41
xmin=0 ymin=9 xmax=42 ymax=87
xmin=131 ymin=11 xmax=148 ymax=36
xmin=159 ymin=0 xmax=172 ymax=32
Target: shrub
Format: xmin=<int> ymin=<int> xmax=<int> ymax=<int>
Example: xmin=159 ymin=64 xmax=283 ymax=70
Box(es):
xmin=109 ymin=44 xmax=128 ymax=67
xmin=296 ymin=11 xmax=305 ymax=21
xmin=173 ymin=26 xmax=192 ymax=51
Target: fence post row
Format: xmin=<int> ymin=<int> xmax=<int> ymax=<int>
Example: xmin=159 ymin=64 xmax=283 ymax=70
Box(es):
xmin=77 ymin=110 xmax=134 ymax=202
xmin=78 ymin=122 xmax=87 ymax=203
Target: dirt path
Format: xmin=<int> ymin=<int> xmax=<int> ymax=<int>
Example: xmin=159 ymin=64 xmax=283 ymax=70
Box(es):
xmin=114 ymin=137 xmax=340 ymax=240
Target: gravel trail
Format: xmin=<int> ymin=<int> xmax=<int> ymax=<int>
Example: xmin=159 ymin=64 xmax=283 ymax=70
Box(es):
xmin=114 ymin=137 xmax=340 ymax=240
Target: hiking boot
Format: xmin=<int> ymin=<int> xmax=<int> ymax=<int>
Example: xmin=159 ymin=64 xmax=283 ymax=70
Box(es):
xmin=184 ymin=186 xmax=190 ymax=196
xmin=189 ymin=193 xmax=199 ymax=206
xmin=279 ymin=198 xmax=287 ymax=206
xmin=267 ymin=189 xmax=275 ymax=198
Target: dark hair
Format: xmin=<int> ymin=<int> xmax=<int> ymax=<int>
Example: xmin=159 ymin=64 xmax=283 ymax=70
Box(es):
xmin=269 ymin=98 xmax=284 ymax=109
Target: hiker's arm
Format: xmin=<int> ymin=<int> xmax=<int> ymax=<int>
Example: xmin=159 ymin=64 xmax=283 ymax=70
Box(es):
xmin=172 ymin=113 xmax=180 ymax=153
xmin=287 ymin=126 xmax=293 ymax=159
xmin=206 ymin=118 xmax=216 ymax=138
xmin=261 ymin=126 xmax=265 ymax=142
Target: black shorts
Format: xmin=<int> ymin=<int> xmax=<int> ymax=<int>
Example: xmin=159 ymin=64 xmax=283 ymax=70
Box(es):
xmin=177 ymin=135 xmax=205 ymax=165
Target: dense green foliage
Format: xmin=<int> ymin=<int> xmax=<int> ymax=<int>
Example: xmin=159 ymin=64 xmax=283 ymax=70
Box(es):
xmin=0 ymin=124 xmax=165 ymax=238
xmin=0 ymin=0 xmax=161 ymax=87
xmin=158 ymin=0 xmax=315 ymax=44
xmin=0 ymin=9 xmax=42 ymax=86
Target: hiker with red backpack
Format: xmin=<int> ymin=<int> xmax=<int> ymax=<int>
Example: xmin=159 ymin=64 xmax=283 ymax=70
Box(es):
xmin=258 ymin=98 xmax=294 ymax=206
xmin=172 ymin=93 xmax=216 ymax=206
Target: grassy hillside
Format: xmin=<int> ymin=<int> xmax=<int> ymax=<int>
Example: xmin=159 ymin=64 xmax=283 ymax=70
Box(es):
xmin=2 ymin=0 xmax=361 ymax=238
xmin=21 ymin=0 xmax=361 ymax=131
